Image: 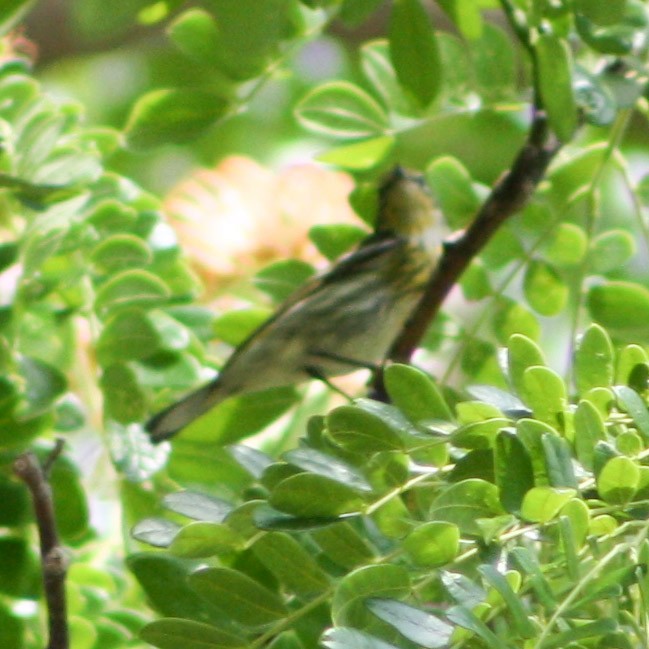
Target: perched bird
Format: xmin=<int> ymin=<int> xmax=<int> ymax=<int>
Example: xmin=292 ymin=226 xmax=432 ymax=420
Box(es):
xmin=146 ymin=166 xmax=443 ymax=443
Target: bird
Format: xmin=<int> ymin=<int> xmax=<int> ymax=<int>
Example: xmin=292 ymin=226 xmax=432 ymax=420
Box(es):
xmin=146 ymin=166 xmax=443 ymax=443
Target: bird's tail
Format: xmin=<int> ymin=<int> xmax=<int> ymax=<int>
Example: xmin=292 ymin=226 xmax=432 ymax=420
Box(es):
xmin=145 ymin=381 xmax=224 ymax=443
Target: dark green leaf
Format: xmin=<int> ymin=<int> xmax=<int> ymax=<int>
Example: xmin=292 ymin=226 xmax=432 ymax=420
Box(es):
xmin=495 ymin=430 xmax=534 ymax=513
xmin=252 ymin=532 xmax=330 ymax=597
xmin=140 ymin=618 xmax=246 ymax=649
xmin=189 ymin=567 xmax=287 ymax=627
xmin=270 ymin=473 xmax=365 ymax=517
xmin=169 ymin=522 xmax=241 ymax=558
xmin=332 ymin=564 xmax=410 ymax=627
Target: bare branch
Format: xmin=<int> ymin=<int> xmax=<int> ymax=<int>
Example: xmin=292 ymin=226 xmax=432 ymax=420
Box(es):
xmin=13 ymin=441 xmax=69 ymax=649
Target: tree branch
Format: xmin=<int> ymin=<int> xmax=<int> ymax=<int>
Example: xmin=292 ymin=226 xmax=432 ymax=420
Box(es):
xmin=13 ymin=439 xmax=69 ymax=649
xmin=382 ymin=110 xmax=562 ymax=381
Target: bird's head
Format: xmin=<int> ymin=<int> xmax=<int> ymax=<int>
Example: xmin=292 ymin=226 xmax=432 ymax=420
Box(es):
xmin=375 ymin=166 xmax=438 ymax=238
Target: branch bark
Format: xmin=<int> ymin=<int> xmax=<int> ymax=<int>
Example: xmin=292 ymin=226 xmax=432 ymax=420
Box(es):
xmin=13 ymin=440 xmax=69 ymax=649
xmin=382 ymin=110 xmax=562 ymax=383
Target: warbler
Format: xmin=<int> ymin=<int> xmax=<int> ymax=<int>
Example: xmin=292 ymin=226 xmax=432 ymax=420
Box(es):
xmin=146 ymin=166 xmax=443 ymax=442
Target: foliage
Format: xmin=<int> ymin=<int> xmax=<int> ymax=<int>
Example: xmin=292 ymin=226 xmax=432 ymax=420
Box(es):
xmin=1 ymin=0 xmax=649 ymax=649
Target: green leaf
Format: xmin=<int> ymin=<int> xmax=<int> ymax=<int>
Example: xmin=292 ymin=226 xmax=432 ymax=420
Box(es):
xmin=295 ymin=81 xmax=389 ymax=138
xmin=0 ymin=603 xmax=23 ymax=649
xmin=493 ymin=299 xmax=541 ymax=344
xmin=535 ymin=33 xmax=577 ymax=141
xmin=521 ymin=366 xmax=567 ymax=428
xmin=101 ymin=363 xmax=146 ymax=423
xmin=574 ymin=400 xmax=606 ymax=470
xmin=322 ymin=627 xmax=400 ymax=649
xmin=576 ymin=1 xmax=647 ymax=55
xmin=460 ymin=259 xmax=492 ymax=300
xmin=389 ymin=0 xmax=442 ymax=107
xmin=309 ymin=224 xmax=367 ymax=261
xmin=576 ymin=0 xmax=627 ymax=25
xmin=426 ymin=157 xmax=480 ymax=229
xmin=0 ymin=242 xmax=18 ymax=273
xmin=366 ymin=599 xmax=453 ymax=648
xmin=589 ymin=281 xmax=649 ymax=331
xmin=403 ymin=521 xmax=460 ymax=567
xmin=125 ymin=89 xmax=229 ymax=149
xmin=437 ymin=0 xmax=483 ymax=39
xmin=495 ymin=430 xmax=534 ymax=513
xmin=575 ymin=323 xmax=614 ymax=394
xmin=543 ymin=223 xmax=588 ymax=266
xmin=507 ymin=334 xmax=546 ymax=397
xmin=254 ymin=259 xmax=315 ymax=302
xmin=311 ymin=523 xmax=375 ymax=570
xmin=613 ymin=385 xmax=649 ymax=439
xmin=178 ymin=386 xmax=299 ymax=445
xmin=213 ymin=308 xmax=271 ymax=347
xmin=167 ymin=9 xmax=228 ymax=68
xmin=616 ymin=344 xmax=648 ymax=386
xmin=472 ymin=23 xmax=516 ymax=100
xmin=540 ymin=619 xmax=618 ymax=649
xmin=163 ymin=491 xmax=233 ymax=522
xmin=430 ymin=479 xmax=503 ymax=536
xmin=94 ymin=269 xmax=170 ymax=315
xmin=0 ymin=0 xmax=35 ymax=35
xmin=446 ymin=605 xmax=502 ymax=649
xmin=131 ymin=518 xmax=180 ymax=548
xmin=0 ymin=537 xmax=40 ymax=597
xmin=97 ymin=309 xmax=160 ymax=364
xmin=479 ymin=565 xmax=536 ymax=638
xmin=189 ymin=567 xmax=287 ymax=627
xmin=597 ymin=455 xmax=639 ymax=504
xmin=332 ymin=564 xmax=410 ymax=627
xmin=317 ymin=136 xmax=396 ymax=170
xmin=140 ymin=618 xmax=246 ymax=649
xmin=270 ymin=473 xmax=366 ymax=517
xmin=541 ymin=433 xmax=578 ymax=488
xmin=128 ymin=554 xmax=229 ymax=625
xmin=520 ymin=487 xmax=575 ymax=523
xmin=252 ymin=532 xmax=330 ymax=597
xmin=284 ymin=447 xmax=372 ymax=492
xmin=20 ymin=356 xmax=67 ymax=414
xmin=590 ymin=229 xmax=636 ymax=273
xmin=523 ymin=260 xmax=568 ymax=316
xmin=327 ymin=405 xmax=404 ymax=453
xmin=91 ymin=234 xmax=152 ymax=273
xmin=169 ymin=522 xmax=241 ymax=558
xmin=361 ymin=40 xmax=413 ymax=114
xmin=384 ymin=364 xmax=453 ymax=422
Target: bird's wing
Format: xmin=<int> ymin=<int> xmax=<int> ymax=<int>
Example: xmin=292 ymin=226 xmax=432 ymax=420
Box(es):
xmin=221 ymin=233 xmax=404 ymax=360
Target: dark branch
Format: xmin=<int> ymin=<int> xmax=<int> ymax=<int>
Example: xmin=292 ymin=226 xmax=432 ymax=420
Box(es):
xmin=383 ymin=110 xmax=562 ymax=377
xmin=13 ymin=440 xmax=69 ymax=649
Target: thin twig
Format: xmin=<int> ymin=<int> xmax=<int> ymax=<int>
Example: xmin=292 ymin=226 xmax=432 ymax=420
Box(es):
xmin=13 ymin=440 xmax=69 ymax=649
xmin=380 ymin=109 xmax=562 ymax=386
